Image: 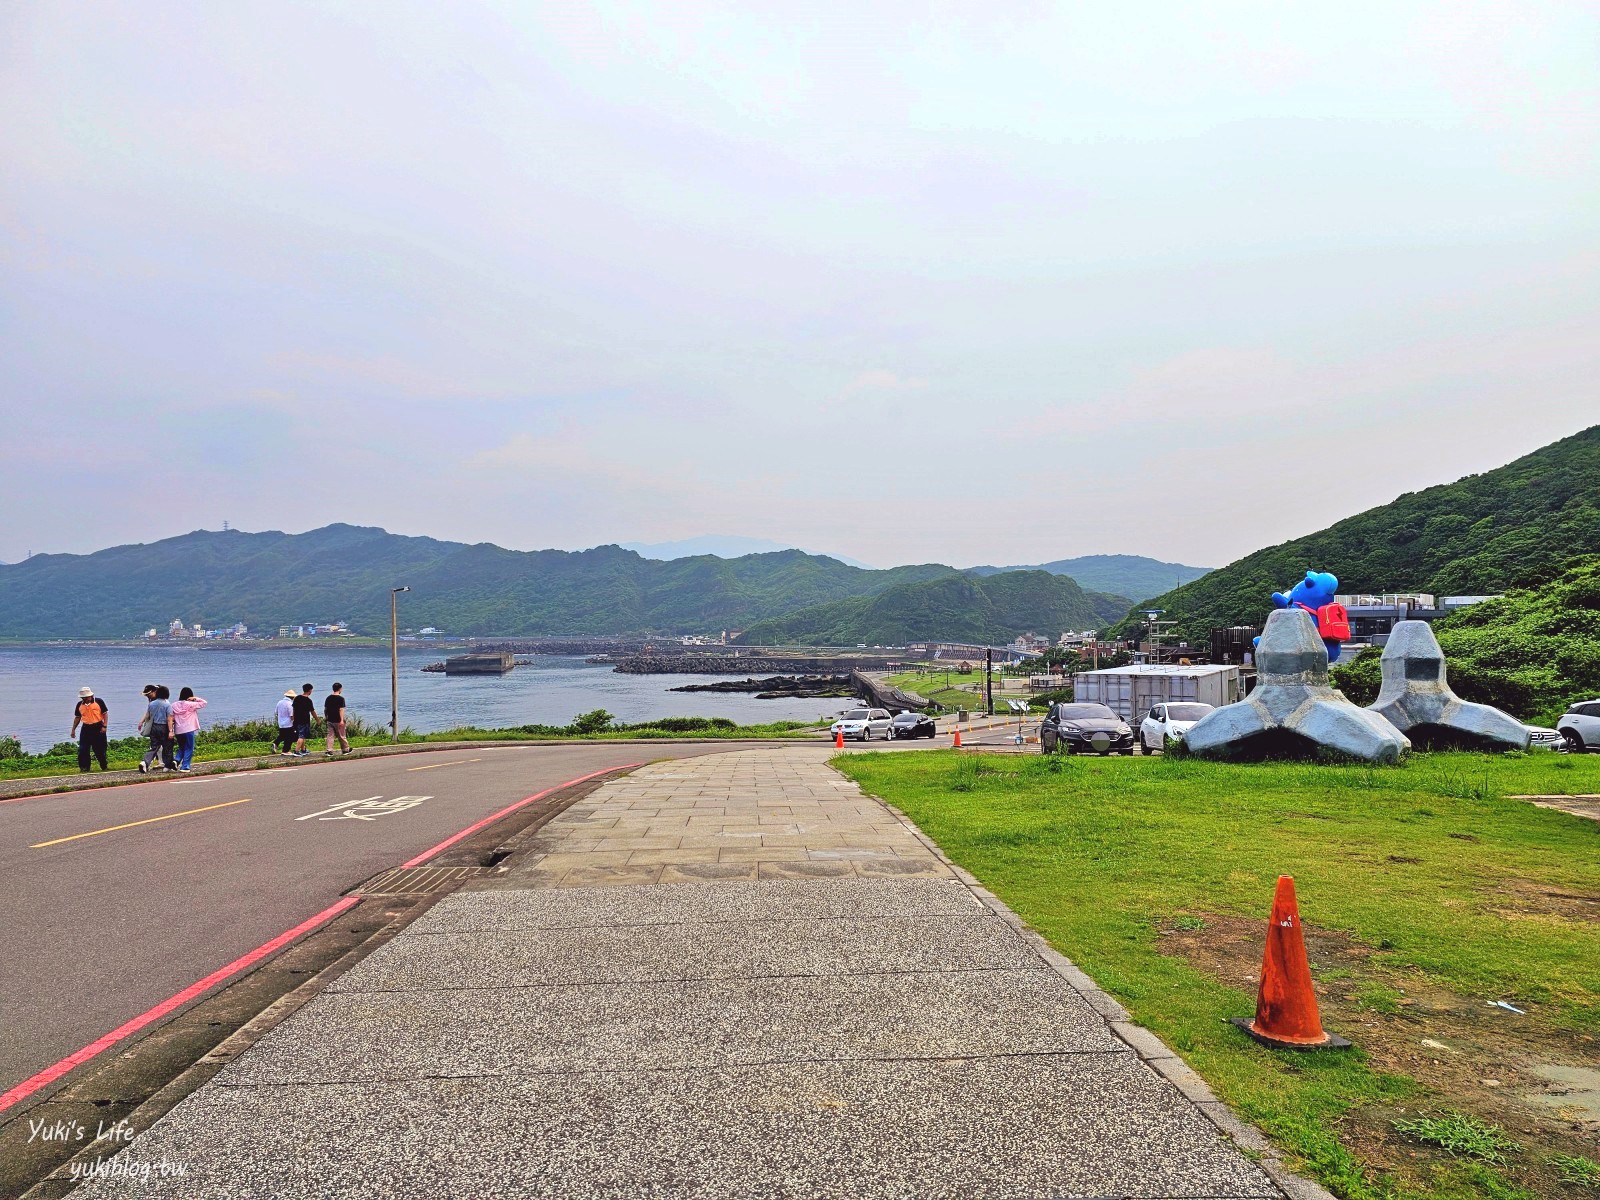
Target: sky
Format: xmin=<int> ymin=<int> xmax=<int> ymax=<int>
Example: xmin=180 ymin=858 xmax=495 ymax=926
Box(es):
xmin=2 ymin=1 xmax=1597 ymax=571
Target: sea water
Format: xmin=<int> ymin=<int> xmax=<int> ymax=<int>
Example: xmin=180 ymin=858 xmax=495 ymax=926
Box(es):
xmin=0 ymin=646 xmax=845 ymax=752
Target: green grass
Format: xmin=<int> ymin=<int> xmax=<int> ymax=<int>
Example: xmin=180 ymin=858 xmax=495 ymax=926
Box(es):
xmin=1551 ymin=1155 xmax=1600 ymax=1188
xmin=833 ymin=750 xmax=1600 ymax=1200
xmin=1392 ymin=1112 xmax=1521 ymax=1164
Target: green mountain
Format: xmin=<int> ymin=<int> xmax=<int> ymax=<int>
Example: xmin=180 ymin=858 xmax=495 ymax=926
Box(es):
xmin=1330 ymin=556 xmax=1600 ymax=724
xmin=1114 ymin=425 xmax=1600 ymax=643
xmin=969 ymin=554 xmax=1211 ymax=603
xmin=0 ymin=525 xmax=957 ymax=638
xmin=733 ymin=571 xmax=1132 ymax=646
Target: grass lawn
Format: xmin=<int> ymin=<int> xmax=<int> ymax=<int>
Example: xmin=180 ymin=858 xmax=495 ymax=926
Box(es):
xmin=835 ymin=749 xmax=1600 ymax=1200
xmin=885 ymin=669 xmax=988 ymax=710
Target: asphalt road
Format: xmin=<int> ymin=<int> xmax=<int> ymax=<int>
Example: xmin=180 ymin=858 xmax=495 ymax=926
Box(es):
xmin=0 ymin=742 xmax=786 ymax=1103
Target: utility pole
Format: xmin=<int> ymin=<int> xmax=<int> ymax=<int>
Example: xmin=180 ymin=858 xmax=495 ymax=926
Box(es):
xmin=985 ymin=648 xmax=994 ymax=715
xmin=390 ymin=586 xmax=410 ymax=742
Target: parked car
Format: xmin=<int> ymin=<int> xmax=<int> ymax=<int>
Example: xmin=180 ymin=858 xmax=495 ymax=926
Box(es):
xmin=1040 ymin=702 xmax=1135 ymax=755
xmin=1525 ymin=725 xmax=1567 ymax=752
xmin=1556 ymin=699 xmax=1600 ymax=753
xmin=1138 ymin=702 xmax=1216 ymax=753
xmin=831 ymin=708 xmax=893 ymax=741
xmin=889 ymin=712 xmax=937 ymax=740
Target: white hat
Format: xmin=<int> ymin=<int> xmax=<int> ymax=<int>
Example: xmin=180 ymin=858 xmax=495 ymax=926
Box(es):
xmin=284 ymin=691 xmax=296 ymax=698
xmin=79 ymin=687 xmax=94 ymax=698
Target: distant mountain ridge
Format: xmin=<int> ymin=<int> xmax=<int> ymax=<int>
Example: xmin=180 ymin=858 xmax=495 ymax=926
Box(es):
xmin=619 ymin=535 xmax=874 ymax=569
xmin=1116 ymin=424 xmax=1600 ymax=643
xmin=968 ymin=555 xmax=1211 ymax=603
xmin=734 ymin=572 xmax=1132 ymax=646
xmin=0 ymin=526 xmax=954 ymax=639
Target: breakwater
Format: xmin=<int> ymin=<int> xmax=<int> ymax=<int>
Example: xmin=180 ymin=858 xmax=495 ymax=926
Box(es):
xmin=609 ymin=654 xmax=903 ymax=675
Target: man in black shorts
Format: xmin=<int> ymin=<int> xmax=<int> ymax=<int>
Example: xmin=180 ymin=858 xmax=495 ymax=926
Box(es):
xmin=324 ymin=682 xmax=351 ymax=755
xmin=291 ymin=683 xmax=317 ymax=757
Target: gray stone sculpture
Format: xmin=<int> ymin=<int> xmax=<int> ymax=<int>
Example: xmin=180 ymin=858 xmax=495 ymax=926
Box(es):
xmin=1367 ymin=620 xmax=1529 ymax=751
xmin=1185 ymin=607 xmax=1410 ymax=763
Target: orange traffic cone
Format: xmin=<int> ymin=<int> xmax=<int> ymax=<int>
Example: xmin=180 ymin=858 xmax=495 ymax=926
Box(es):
xmin=834 ymin=729 xmax=844 ymax=749
xmin=952 ymin=728 xmax=962 ymax=748
xmin=1230 ymin=876 xmax=1351 ymax=1050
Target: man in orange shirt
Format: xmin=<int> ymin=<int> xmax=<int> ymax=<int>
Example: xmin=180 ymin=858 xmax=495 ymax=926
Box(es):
xmin=70 ymin=686 xmax=110 ymax=772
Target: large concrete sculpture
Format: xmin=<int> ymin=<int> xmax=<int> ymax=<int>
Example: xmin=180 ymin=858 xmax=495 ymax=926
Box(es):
xmin=1367 ymin=620 xmax=1529 ymax=751
xmin=1185 ymin=608 xmax=1410 ymax=763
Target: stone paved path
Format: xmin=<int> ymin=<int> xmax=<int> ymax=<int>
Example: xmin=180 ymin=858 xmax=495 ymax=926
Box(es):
xmin=512 ymin=748 xmax=953 ymax=887
xmin=65 ymin=748 xmax=1318 ymax=1200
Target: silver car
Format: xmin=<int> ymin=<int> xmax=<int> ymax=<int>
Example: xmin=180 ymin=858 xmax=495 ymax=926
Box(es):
xmin=831 ymin=708 xmax=893 ymax=741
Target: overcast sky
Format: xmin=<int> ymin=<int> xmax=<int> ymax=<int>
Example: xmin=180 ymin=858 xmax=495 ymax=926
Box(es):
xmin=3 ymin=2 xmax=1596 ymax=570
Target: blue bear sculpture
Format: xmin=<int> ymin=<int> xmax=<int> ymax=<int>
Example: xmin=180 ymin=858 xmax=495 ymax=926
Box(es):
xmin=1269 ymin=570 xmax=1350 ymax=662
xmin=1273 ymin=570 xmax=1338 ymax=614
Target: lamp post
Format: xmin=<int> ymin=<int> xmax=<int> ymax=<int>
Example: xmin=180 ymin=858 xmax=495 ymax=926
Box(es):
xmin=390 ymin=586 xmax=410 ymax=742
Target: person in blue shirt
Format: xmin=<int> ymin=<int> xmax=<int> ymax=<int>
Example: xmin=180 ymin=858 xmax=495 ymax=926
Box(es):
xmin=138 ymin=683 xmax=176 ymax=773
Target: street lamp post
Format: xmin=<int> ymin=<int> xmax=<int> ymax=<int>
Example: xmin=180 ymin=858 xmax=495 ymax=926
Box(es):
xmin=390 ymin=586 xmax=410 ymax=742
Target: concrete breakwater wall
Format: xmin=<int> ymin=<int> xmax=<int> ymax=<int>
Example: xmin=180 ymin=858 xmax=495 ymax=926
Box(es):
xmin=611 ymin=655 xmax=900 ymax=675
xmin=848 ymin=670 xmax=932 ymax=714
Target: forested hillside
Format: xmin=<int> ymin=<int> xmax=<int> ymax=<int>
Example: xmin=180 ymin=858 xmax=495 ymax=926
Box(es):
xmin=1115 ymin=425 xmax=1600 ymax=642
xmin=734 ymin=571 xmax=1130 ymax=646
xmin=970 ymin=554 xmax=1210 ymax=603
xmin=0 ymin=525 xmax=955 ymax=638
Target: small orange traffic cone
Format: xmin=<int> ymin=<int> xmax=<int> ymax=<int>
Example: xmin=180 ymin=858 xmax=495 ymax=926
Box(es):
xmin=1230 ymin=876 xmax=1351 ymax=1050
xmin=952 ymin=728 xmax=962 ymax=748
xmin=834 ymin=729 xmax=844 ymax=749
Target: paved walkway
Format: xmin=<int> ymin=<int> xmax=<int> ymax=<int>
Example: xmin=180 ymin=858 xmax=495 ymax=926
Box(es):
xmin=66 ymin=748 xmax=1316 ymax=1199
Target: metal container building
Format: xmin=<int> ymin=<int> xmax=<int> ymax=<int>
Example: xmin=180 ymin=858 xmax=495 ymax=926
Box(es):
xmin=1072 ymin=664 xmax=1243 ymax=723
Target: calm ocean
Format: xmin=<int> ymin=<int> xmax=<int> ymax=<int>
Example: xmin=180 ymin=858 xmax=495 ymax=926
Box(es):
xmin=0 ymin=646 xmax=843 ymax=752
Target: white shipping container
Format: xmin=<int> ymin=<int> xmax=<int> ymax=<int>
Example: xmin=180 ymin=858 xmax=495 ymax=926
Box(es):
xmin=1072 ymin=666 xmax=1242 ymax=723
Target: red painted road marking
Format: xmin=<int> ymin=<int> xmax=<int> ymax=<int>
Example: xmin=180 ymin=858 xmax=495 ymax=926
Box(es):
xmin=400 ymin=763 xmax=640 ymax=868
xmin=0 ymin=762 xmax=642 ymax=1113
xmin=0 ymin=896 xmax=360 ymax=1114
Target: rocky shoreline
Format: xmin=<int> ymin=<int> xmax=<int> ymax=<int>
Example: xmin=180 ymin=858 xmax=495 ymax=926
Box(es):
xmin=670 ymin=674 xmax=858 ymax=700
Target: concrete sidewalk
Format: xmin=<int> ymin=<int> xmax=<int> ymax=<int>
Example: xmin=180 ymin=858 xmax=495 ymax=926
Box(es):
xmin=62 ymin=748 xmax=1318 ymax=1199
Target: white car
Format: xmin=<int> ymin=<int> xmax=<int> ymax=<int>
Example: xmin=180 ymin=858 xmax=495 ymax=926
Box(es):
xmin=831 ymin=708 xmax=893 ymax=741
xmin=1525 ymin=725 xmax=1567 ymax=752
xmin=1139 ymin=702 xmax=1216 ymax=753
xmin=1555 ymin=699 xmax=1600 ymax=752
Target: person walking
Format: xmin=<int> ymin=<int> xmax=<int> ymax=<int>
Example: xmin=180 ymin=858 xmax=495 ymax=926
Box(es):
xmin=70 ymin=687 xmax=110 ymax=772
xmin=169 ymin=687 xmax=207 ymax=772
xmin=323 ymin=682 xmax=351 ymax=756
xmin=275 ymin=691 xmax=296 ymax=754
xmin=138 ymin=684 xmax=175 ymax=773
xmin=291 ymin=683 xmax=317 ymax=757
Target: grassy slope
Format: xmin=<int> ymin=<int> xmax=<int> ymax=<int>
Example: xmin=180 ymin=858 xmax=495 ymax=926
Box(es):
xmin=1116 ymin=425 xmax=1600 ymax=644
xmin=836 ymin=750 xmax=1600 ymax=1200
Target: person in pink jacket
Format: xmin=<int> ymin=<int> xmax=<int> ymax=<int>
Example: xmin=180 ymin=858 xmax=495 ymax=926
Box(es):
xmin=169 ymin=687 xmax=208 ymax=772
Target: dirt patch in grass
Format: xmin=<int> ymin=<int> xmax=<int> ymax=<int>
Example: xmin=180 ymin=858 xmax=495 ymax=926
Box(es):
xmin=1158 ymin=913 xmax=1600 ymax=1198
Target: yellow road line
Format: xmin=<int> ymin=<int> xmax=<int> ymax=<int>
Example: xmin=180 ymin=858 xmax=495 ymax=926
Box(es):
xmin=32 ymin=799 xmax=252 ymax=849
xmin=405 ymin=758 xmax=482 ymax=772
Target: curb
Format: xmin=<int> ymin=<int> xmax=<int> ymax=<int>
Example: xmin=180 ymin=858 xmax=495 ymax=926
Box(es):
xmin=860 ymin=784 xmax=1336 ymax=1200
xmin=0 ymin=738 xmax=816 ymax=802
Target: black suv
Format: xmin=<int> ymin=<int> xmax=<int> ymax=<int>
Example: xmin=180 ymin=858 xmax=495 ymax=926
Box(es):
xmin=1040 ymin=702 xmax=1136 ymax=755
